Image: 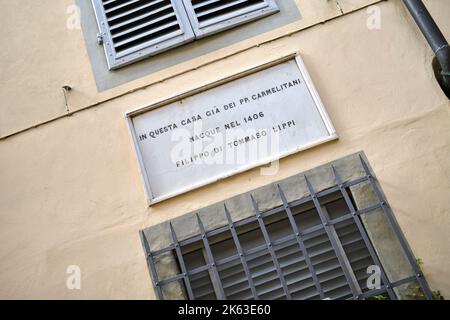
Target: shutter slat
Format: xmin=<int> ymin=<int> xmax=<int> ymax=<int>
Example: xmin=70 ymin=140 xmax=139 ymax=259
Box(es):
xmin=113 ymin=20 xmax=179 ymax=47
xmin=104 ymin=0 xmax=141 ymax=14
xmin=109 ymin=2 xmax=171 ymax=30
xmin=192 ymin=0 xmax=222 ymax=10
xmin=198 ymin=2 xmax=267 ymax=28
xmin=114 ymin=29 xmax=183 ymax=58
xmin=103 ymin=0 xmax=120 ymax=6
xmin=194 ymin=0 xmax=250 ymax=19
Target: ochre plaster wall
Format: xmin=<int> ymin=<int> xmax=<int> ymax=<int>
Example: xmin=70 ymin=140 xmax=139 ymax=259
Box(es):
xmin=0 ymin=0 xmax=449 ymax=299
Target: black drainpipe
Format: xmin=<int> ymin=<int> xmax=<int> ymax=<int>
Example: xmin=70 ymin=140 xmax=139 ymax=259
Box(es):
xmin=403 ymin=0 xmax=450 ymax=99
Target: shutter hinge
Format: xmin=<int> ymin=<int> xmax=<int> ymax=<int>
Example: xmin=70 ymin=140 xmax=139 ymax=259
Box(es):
xmin=97 ymin=33 xmax=104 ymax=45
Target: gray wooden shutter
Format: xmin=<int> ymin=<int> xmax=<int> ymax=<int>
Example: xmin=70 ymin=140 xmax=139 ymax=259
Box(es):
xmin=183 ymin=199 xmax=374 ymax=300
xmin=182 ymin=0 xmax=280 ymax=39
xmin=91 ymin=0 xmax=195 ymax=70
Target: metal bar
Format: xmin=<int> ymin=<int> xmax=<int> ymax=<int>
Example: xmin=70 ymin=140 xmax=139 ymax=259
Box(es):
xmin=151 ymin=245 xmax=175 ymax=257
xmin=224 ymin=204 xmax=259 ymax=300
xmin=169 ymin=223 xmax=195 ymax=300
xmin=358 ymin=203 xmax=383 ymax=216
xmin=304 ymin=175 xmax=363 ymax=299
xmin=361 ymin=287 xmax=388 ymax=299
xmin=250 ymin=195 xmax=292 ymax=299
xmin=196 ymin=213 xmax=226 ymax=300
xmin=277 ymin=184 xmax=325 ymax=299
xmin=159 ymin=274 xmax=184 ymax=286
xmin=358 ymin=155 xmax=434 ymax=300
xmin=331 ymin=165 xmax=397 ymax=300
xmin=391 ymin=275 xmax=420 ymax=288
xmin=139 ymin=230 xmax=164 ymax=300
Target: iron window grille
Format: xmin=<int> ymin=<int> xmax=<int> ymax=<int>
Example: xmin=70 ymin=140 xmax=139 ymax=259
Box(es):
xmin=91 ymin=0 xmax=280 ymax=69
xmin=140 ymin=156 xmax=433 ymax=300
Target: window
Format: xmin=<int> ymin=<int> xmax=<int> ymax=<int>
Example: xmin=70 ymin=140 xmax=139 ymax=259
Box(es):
xmin=92 ymin=0 xmax=280 ymax=70
xmin=182 ymin=0 xmax=279 ymax=39
xmin=140 ymin=155 xmax=434 ymax=300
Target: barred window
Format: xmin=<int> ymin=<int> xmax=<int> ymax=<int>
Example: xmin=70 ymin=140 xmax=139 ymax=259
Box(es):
xmin=141 ymin=156 xmax=433 ymax=300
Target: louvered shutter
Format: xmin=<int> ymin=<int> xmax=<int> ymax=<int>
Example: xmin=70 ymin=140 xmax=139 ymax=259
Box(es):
xmin=91 ymin=0 xmax=195 ymax=69
xmin=182 ymin=0 xmax=280 ymax=39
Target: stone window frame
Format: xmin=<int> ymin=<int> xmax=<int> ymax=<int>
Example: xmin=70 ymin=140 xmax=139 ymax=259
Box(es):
xmin=140 ymin=152 xmax=433 ymax=300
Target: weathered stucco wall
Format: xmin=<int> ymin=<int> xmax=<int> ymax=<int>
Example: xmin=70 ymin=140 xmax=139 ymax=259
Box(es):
xmin=0 ymin=0 xmax=449 ymax=299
